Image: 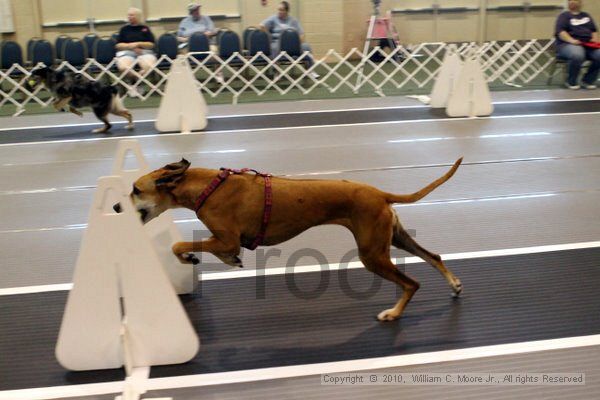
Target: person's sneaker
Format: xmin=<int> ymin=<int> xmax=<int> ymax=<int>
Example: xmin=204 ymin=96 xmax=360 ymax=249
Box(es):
xmin=582 ymin=82 xmax=597 ymax=90
xmin=565 ymin=82 xmax=580 ymax=90
xmin=309 ymin=71 xmax=320 ymax=79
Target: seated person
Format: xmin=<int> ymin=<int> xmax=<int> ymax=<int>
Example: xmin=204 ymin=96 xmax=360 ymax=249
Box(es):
xmin=115 ymin=7 xmax=157 ymax=94
xmin=260 ymin=1 xmax=317 ymax=71
xmin=177 ymin=2 xmax=218 ymax=49
xmin=555 ymin=0 xmax=599 ymax=89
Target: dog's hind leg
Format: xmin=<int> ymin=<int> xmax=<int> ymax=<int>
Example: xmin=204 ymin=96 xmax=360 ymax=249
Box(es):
xmin=362 ymin=252 xmax=421 ymax=321
xmin=391 ymin=212 xmax=462 ymax=297
xmin=91 ymin=107 xmax=112 ymax=134
xmin=113 ymin=109 xmax=134 ymax=130
xmin=110 ymin=96 xmax=134 ymax=130
xmin=352 ymin=206 xmax=420 ymax=321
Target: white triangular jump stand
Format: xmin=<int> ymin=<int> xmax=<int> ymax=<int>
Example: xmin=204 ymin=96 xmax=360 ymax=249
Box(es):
xmin=156 ymin=55 xmax=208 ymax=133
xmin=55 ymin=176 xmax=199 ymax=399
xmin=446 ymin=56 xmax=494 ymax=117
xmin=112 ymin=139 xmax=196 ymax=295
xmin=430 ymin=46 xmax=462 ymax=109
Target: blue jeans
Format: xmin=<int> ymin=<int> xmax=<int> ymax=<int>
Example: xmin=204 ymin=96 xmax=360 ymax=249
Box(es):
xmin=557 ymin=43 xmax=600 ymax=86
xmin=271 ymin=42 xmax=315 ymax=67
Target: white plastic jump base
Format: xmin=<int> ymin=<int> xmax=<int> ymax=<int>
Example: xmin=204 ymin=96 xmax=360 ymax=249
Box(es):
xmin=155 ymin=55 xmax=208 ymax=133
xmin=430 ymin=47 xmax=462 ymax=109
xmin=446 ymin=56 xmax=494 ymax=117
xmin=112 ymin=139 xmax=197 ymax=295
xmin=55 ymin=176 xmax=199 ymax=372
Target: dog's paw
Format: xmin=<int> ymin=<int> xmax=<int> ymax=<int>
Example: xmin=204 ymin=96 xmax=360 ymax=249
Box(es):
xmin=185 ymin=253 xmax=200 ymax=265
xmin=91 ymin=127 xmax=108 ymax=134
xmin=377 ymin=308 xmax=400 ymax=322
xmin=220 ymin=255 xmax=243 ymax=268
xmin=177 ymin=252 xmax=199 ymax=265
xmin=126 ymin=123 xmax=134 ymax=131
xmin=451 ymin=278 xmax=463 ymax=298
xmin=233 ymin=256 xmax=243 ymax=268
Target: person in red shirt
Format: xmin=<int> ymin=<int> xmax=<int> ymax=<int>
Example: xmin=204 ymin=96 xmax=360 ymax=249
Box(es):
xmin=555 ymin=0 xmax=599 ymax=89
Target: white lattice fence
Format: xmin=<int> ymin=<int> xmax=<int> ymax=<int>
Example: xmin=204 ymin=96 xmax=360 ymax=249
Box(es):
xmin=0 ymin=39 xmax=560 ymax=115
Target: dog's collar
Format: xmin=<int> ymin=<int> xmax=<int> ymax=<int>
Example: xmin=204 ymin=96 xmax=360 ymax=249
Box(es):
xmin=194 ymin=168 xmax=273 ymax=250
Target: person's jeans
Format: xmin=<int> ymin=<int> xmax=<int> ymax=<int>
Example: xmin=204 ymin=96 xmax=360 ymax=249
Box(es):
xmin=271 ymin=42 xmax=315 ymax=68
xmin=557 ymin=43 xmax=600 ymax=86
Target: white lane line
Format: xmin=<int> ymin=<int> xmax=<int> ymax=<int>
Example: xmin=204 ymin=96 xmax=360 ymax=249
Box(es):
xmin=3 ymin=190 xmax=597 ymax=234
xmin=2 ymin=334 xmax=599 ymax=400
xmin=1 ymin=241 xmax=598 ymax=296
xmin=1 ymin=96 xmax=598 ymax=132
xmin=1 ymin=111 xmax=599 ymax=148
xmin=0 ymin=149 xmax=246 ymax=168
xmin=199 ymin=240 xmax=600 ymax=281
xmin=2 ymin=154 xmax=599 ymax=194
xmin=0 ymin=119 xmax=155 ymax=132
xmin=0 ymin=283 xmax=74 ymax=296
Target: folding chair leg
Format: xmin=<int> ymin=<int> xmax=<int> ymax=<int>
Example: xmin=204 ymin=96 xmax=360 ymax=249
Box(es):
xmin=547 ymin=60 xmax=557 ymax=85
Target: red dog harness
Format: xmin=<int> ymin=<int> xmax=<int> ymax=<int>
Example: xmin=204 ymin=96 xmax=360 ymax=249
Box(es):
xmin=194 ymin=168 xmax=273 ymax=251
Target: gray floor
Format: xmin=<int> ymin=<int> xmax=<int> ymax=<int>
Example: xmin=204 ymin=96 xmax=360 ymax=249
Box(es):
xmin=73 ymin=345 xmax=598 ymax=400
xmin=1 ymin=97 xmax=599 ymax=287
xmin=0 ymin=89 xmax=599 ymax=399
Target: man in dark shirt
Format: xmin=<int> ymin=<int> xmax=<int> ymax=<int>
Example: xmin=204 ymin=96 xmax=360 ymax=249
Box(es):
xmin=555 ymin=0 xmax=599 ymax=89
xmin=115 ymin=7 xmax=157 ymax=96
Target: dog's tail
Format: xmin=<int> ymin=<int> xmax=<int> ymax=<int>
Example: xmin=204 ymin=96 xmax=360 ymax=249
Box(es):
xmin=385 ymin=157 xmax=463 ymax=204
xmin=111 ymin=89 xmax=128 ymax=112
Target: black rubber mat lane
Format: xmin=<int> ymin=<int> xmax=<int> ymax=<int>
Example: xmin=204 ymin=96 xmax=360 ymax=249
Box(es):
xmin=1 ymin=248 xmax=600 ymax=390
xmin=1 ymin=99 xmax=599 ymax=145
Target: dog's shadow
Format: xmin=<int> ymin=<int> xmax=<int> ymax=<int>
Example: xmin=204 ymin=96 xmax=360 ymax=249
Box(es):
xmin=170 ymin=293 xmax=466 ymax=376
xmin=216 ymin=302 xmax=465 ymax=371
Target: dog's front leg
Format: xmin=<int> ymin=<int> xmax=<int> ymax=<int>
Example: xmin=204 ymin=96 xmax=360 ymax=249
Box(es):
xmin=68 ymin=106 xmax=83 ymax=117
xmin=172 ymin=237 xmax=243 ymax=268
xmin=53 ymin=97 xmax=71 ymax=112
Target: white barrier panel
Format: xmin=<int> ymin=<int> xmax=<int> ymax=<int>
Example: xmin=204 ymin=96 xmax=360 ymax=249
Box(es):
xmin=155 ymin=55 xmax=208 ymax=133
xmin=446 ymin=57 xmax=494 ymax=117
xmin=112 ymin=139 xmax=196 ymax=295
xmin=430 ymin=48 xmax=462 ymax=109
xmin=55 ymin=176 xmax=199 ymax=372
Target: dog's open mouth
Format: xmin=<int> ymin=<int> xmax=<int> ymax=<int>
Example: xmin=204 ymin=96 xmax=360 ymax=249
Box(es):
xmin=112 ymin=203 xmax=148 ymax=223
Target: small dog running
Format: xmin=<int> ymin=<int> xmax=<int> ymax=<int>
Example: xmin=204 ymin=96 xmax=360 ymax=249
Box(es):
xmin=26 ymin=66 xmax=133 ymax=133
xmin=115 ymin=158 xmax=464 ymax=321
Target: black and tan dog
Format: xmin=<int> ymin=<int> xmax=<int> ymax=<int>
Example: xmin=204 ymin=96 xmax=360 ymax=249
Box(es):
xmin=118 ymin=158 xmax=464 ymax=321
xmin=26 ymin=67 xmax=133 ymax=134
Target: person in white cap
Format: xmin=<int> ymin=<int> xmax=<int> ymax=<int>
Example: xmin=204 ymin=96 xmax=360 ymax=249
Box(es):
xmin=177 ymin=3 xmax=217 ymax=43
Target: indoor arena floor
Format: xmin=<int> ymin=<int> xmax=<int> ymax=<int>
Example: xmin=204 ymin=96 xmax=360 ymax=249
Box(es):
xmin=0 ymin=89 xmax=599 ymax=399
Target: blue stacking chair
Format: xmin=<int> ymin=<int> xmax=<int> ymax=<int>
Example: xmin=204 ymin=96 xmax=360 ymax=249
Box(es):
xmin=55 ymin=35 xmax=70 ymax=60
xmin=218 ymin=30 xmax=243 ymax=64
xmin=156 ymin=33 xmax=178 ymax=69
xmin=0 ymin=41 xmax=24 ymax=73
xmin=279 ymin=28 xmax=303 ymax=57
xmin=93 ymin=37 xmax=116 ymax=65
xmin=242 ymin=27 xmax=257 ymax=52
xmin=189 ymin=31 xmax=211 ymax=61
xmin=83 ymin=33 xmax=99 ymax=58
xmin=31 ymin=39 xmax=54 ymax=67
xmin=26 ymin=37 xmax=41 ymax=63
xmin=248 ymin=30 xmax=271 ymax=58
xmin=62 ymin=39 xmax=88 ymax=68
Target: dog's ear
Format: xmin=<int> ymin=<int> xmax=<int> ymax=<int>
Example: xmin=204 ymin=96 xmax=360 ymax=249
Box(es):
xmin=155 ymin=158 xmax=191 ymax=190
